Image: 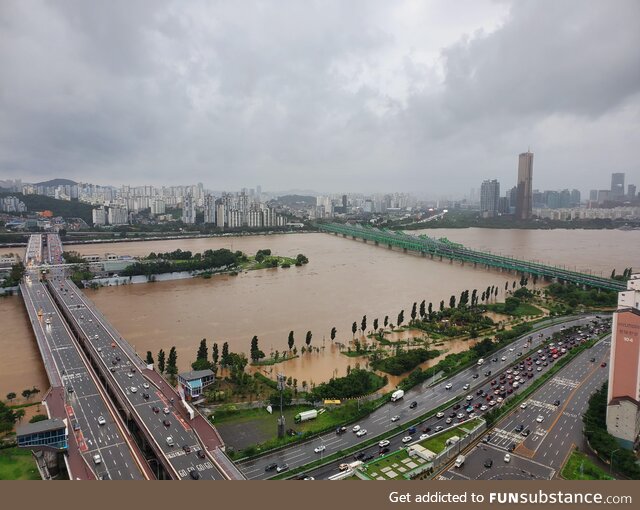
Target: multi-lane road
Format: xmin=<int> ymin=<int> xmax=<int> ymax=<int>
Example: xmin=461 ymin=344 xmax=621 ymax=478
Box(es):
xmin=439 ymin=330 xmax=610 ymax=480
xmin=48 ymin=273 xmax=226 ymax=480
xmin=21 ymin=277 xmax=147 ymax=479
xmin=239 ymin=315 xmax=605 ymax=479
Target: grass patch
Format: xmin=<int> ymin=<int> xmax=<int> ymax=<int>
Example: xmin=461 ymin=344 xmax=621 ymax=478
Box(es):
xmin=250 ymin=354 xmax=298 ymax=366
xmin=362 ymin=449 xmax=411 ymax=479
xmin=418 ymin=419 xmax=483 ymax=454
xmin=0 ymin=447 xmax=40 ymax=480
xmin=561 ymin=450 xmax=614 ymax=480
xmin=487 ymin=302 xmax=543 ymax=317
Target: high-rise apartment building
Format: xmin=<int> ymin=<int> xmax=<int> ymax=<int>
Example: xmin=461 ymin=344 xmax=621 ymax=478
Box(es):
xmin=480 ymin=179 xmax=500 ymax=217
xmin=92 ymin=207 xmax=106 ymax=226
xmin=611 ymin=173 xmax=625 ymax=200
xmin=203 ymin=194 xmax=216 ymax=224
xmin=607 ymin=274 xmax=640 ymax=449
xmin=628 ymin=184 xmax=636 ymax=200
xmin=515 ymin=151 xmax=533 ymax=220
xmin=182 ymin=194 xmax=196 ymax=224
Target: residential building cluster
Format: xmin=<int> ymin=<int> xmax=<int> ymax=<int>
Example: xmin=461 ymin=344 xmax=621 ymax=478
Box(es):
xmin=312 ymin=192 xmax=416 ymax=219
xmin=0 ymin=195 xmax=27 ymax=213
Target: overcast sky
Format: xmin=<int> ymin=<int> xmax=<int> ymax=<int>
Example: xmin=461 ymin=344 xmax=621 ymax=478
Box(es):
xmin=1 ymin=0 xmax=639 ymax=197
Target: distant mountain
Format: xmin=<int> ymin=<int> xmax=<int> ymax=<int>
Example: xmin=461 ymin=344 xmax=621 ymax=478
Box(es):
xmin=35 ymin=178 xmax=77 ymax=187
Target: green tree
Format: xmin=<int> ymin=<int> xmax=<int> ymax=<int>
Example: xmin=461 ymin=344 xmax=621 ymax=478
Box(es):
xmin=250 ymin=335 xmax=265 ymax=362
xmin=439 ymin=300 xmax=444 ymax=311
xmin=361 ymin=315 xmax=367 ymax=333
xmin=6 ymin=392 xmax=16 ymax=403
xmin=419 ymin=300 xmax=426 ymax=319
xmin=145 ymin=351 xmax=154 ymax=365
xmin=352 ymin=321 xmax=357 ymax=338
xmin=166 ymin=347 xmax=178 ymax=383
xmin=305 ymin=331 xmax=312 ymax=348
xmin=196 ymin=338 xmax=208 ymax=361
xmin=21 ymin=389 xmax=32 ymax=401
xmin=397 ymin=310 xmax=404 ymax=326
xmin=157 ymin=349 xmax=166 ymax=374
xmin=212 ymin=343 xmax=219 ymax=365
xmin=330 ymin=327 xmax=337 ymax=341
xmin=505 ymin=281 xmax=509 ymax=291
xmin=411 ymin=302 xmax=417 ymax=321
xmin=384 ymin=316 xmax=389 ymax=328
xmin=29 ymin=414 xmax=48 ymax=424
xmin=373 ymin=318 xmax=378 ymax=331
xmin=428 ymin=302 xmax=433 ymax=317
xmin=15 ymin=408 xmax=25 ymax=423
xmin=221 ymin=342 xmax=229 ymax=367
xmin=449 ymin=295 xmax=456 ymax=308
xmin=287 ymin=331 xmax=295 ymax=351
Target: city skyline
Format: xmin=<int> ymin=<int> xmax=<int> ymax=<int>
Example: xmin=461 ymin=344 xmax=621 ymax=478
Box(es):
xmin=0 ymin=1 xmax=639 ymax=193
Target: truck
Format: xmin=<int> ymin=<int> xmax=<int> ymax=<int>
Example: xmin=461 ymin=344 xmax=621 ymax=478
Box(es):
xmin=391 ymin=389 xmax=405 ymax=402
xmin=477 ymin=358 xmax=485 ymax=366
xmin=294 ymin=410 xmax=318 ymax=423
xmin=454 ymin=455 xmax=465 ymax=468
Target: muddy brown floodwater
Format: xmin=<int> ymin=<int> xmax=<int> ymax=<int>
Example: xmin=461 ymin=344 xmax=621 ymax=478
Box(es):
xmin=0 ymin=228 xmax=636 ymax=393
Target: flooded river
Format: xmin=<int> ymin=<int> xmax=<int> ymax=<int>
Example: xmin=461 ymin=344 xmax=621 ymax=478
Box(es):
xmin=0 ymin=228 xmax=635 ymax=392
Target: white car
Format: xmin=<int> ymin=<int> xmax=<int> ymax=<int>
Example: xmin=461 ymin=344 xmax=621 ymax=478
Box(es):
xmin=466 ymin=395 xmax=473 ymax=401
xmin=314 ymin=445 xmax=326 ymax=453
xmin=352 ymin=425 xmax=361 ymax=432
xmin=501 ymin=356 xmax=507 ymax=361
xmin=378 ymin=440 xmax=390 ymax=448
xmin=445 ymin=383 xmax=452 ymax=390
xmin=462 ymin=384 xmax=470 ymax=390
xmin=436 ymin=412 xmax=445 ymax=418
xmin=130 ymin=386 xmax=137 ymax=393
xmin=509 ymin=347 xmax=515 ymax=352
xmin=163 ymin=407 xmax=170 ymax=414
xmin=419 ymin=433 xmax=429 ymax=440
xmin=536 ymin=415 xmax=544 ymax=423
xmin=143 ymin=383 xmax=150 ymax=389
xmin=97 ymin=347 xmax=102 ymax=352
xmin=446 ymin=417 xmax=453 ymax=424
xmin=456 ymin=413 xmax=464 ymax=419
xmin=93 ymin=454 xmax=102 ymax=465
xmin=97 ymin=416 xmax=106 ymax=425
xmin=391 ymin=415 xmax=400 ymax=422
xmin=504 ymin=453 xmax=511 ymax=463
xmin=127 ymin=373 xmax=133 ymax=378
xmin=402 ymin=436 xmax=412 ymax=444
xmin=480 ymin=405 xmax=488 ymax=411
xmin=356 ymin=429 xmax=367 ymax=437
xmin=496 ymin=397 xmax=503 ymax=403
xmin=520 ymin=402 xmax=528 ymax=409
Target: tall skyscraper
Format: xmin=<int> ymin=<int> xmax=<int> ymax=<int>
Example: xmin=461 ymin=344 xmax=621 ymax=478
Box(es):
xmin=628 ymin=184 xmax=636 ymax=200
xmin=607 ymin=274 xmax=640 ymax=449
xmin=611 ymin=173 xmax=625 ymax=200
xmin=480 ymin=179 xmax=500 ymax=216
xmin=515 ymin=151 xmax=533 ymax=220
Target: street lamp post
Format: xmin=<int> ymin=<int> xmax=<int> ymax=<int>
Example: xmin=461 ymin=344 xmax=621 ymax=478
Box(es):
xmin=610 ymin=448 xmax=620 ymax=475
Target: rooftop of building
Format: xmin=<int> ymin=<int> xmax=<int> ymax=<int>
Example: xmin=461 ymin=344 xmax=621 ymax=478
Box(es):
xmin=178 ymin=369 xmax=215 ymax=380
xmin=17 ymin=417 xmax=66 ymax=436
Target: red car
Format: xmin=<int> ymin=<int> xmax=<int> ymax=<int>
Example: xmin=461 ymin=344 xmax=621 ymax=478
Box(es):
xmin=601 ymin=362 xmax=607 ymax=367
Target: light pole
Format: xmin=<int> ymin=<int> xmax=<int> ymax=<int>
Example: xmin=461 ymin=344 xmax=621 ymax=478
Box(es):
xmin=277 ymin=373 xmax=286 ymax=439
xmin=610 ymin=448 xmax=620 ymax=475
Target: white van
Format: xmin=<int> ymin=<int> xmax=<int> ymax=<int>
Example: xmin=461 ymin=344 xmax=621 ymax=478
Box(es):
xmin=477 ymin=358 xmax=485 ymax=366
xmin=166 ymin=436 xmax=174 ymax=447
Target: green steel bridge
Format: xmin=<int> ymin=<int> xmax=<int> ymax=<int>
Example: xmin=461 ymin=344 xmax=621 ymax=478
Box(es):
xmin=318 ymin=222 xmax=626 ymax=292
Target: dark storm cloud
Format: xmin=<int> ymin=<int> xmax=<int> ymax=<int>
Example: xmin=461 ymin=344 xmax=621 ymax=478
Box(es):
xmin=0 ymin=0 xmax=638 ymax=194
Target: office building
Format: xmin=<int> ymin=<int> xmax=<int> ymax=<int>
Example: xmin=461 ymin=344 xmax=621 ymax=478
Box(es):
xmin=515 ymin=151 xmax=533 ymax=220
xmin=628 ymin=184 xmax=636 ymax=200
xmin=480 ymin=179 xmax=500 ymax=217
xmin=607 ymin=274 xmax=640 ymax=449
xmin=589 ymin=190 xmax=598 ymax=201
xmin=611 ymin=173 xmax=625 ymax=200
